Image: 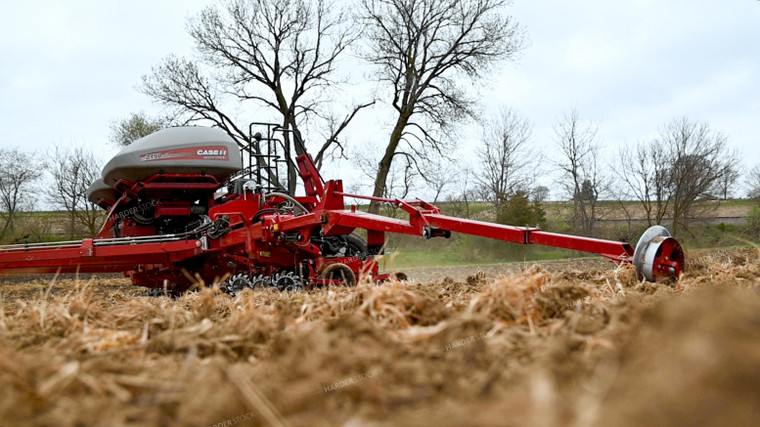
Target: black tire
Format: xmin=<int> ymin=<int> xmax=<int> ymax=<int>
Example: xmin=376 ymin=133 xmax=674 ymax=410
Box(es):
xmin=344 ymin=234 xmax=369 ymax=259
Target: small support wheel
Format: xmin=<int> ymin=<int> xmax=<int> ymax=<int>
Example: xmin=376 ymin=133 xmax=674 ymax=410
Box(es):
xmin=633 ymin=226 xmax=685 ymax=281
xmin=319 ymin=263 xmax=357 ymax=287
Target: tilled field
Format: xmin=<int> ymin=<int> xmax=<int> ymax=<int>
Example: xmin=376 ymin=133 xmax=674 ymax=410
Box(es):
xmin=1 ymin=250 xmax=760 ymax=427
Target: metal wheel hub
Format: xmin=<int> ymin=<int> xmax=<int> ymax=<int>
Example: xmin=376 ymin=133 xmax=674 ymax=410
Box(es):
xmin=221 ymin=273 xmax=253 ymax=296
xmin=273 ymin=271 xmax=304 ymax=292
xmin=249 ymin=274 xmax=271 ymax=289
xmin=633 ymin=226 xmax=685 ymax=281
xmin=319 ymin=262 xmax=357 ymax=287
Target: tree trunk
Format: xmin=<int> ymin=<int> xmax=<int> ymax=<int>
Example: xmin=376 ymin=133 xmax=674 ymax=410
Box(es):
xmin=283 ymin=132 xmax=298 ymax=195
xmin=0 ymin=217 xmax=11 ymax=241
xmin=369 ymin=114 xmax=410 ymax=214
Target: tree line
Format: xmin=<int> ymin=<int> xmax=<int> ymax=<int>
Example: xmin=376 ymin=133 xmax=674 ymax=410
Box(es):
xmin=0 ymin=106 xmax=750 ymax=243
xmin=0 ymin=0 xmax=751 ymax=242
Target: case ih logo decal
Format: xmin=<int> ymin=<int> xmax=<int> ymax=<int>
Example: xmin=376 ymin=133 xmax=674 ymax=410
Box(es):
xmin=140 ymin=146 xmax=230 ymax=162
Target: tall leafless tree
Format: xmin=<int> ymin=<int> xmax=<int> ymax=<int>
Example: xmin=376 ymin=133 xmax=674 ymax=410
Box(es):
xmin=616 ymin=142 xmax=671 ymax=226
xmin=474 ymin=107 xmax=534 ymax=214
xmin=0 ymin=149 xmax=40 ymax=241
xmin=360 ymin=0 xmax=524 ymax=213
xmin=664 ymin=118 xmax=737 ymax=232
xmin=617 ymin=118 xmax=738 ymax=233
xmin=45 ymin=146 xmax=102 ymax=237
xmin=142 ymin=0 xmax=372 ymax=193
xmin=553 ymin=109 xmax=606 ymax=234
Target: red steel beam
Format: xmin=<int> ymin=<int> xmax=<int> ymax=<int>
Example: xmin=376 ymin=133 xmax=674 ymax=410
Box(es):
xmin=423 ymin=214 xmax=534 ymax=244
xmin=423 ymin=214 xmax=633 ymax=262
xmin=322 ymin=210 xmax=419 ymax=236
xmin=0 ymin=239 xmax=204 ymax=274
xmin=528 ymin=231 xmax=633 ymax=261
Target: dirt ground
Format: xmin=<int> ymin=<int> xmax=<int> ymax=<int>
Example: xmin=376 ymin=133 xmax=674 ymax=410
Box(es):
xmin=2 ymin=250 xmax=760 ymax=427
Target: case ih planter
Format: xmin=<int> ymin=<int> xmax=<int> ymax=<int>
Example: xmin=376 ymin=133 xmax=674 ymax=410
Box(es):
xmin=0 ymin=125 xmax=684 ymax=293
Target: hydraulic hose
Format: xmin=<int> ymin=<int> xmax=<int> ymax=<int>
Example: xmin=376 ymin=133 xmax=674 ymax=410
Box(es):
xmin=264 ymin=192 xmax=308 ymax=215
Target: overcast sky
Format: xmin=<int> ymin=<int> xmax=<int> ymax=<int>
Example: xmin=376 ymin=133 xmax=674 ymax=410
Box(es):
xmin=1 ymin=0 xmax=758 ymax=199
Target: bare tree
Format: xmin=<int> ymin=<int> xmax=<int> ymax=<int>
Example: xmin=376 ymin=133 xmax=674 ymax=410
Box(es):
xmin=360 ymin=0 xmax=524 ymax=213
xmin=109 ymin=111 xmax=172 ymax=146
xmin=142 ymin=0 xmax=372 ymax=193
xmin=531 ymin=185 xmax=549 ymax=204
xmin=713 ymin=162 xmax=740 ymax=200
xmin=617 ymin=118 xmax=738 ymax=233
xmin=664 ymin=118 xmax=737 ymax=232
xmin=616 ymin=142 xmax=671 ymax=226
xmin=0 ymin=149 xmax=40 ymax=241
xmin=553 ymin=109 xmax=606 ymax=234
xmin=748 ymin=164 xmax=760 ymax=200
xmin=474 ymin=107 xmax=534 ymax=214
xmin=45 ymin=146 xmax=102 ymax=237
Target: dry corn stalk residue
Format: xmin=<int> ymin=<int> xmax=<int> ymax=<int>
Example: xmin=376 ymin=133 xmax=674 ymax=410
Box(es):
xmin=1 ymin=249 xmax=760 ymax=426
